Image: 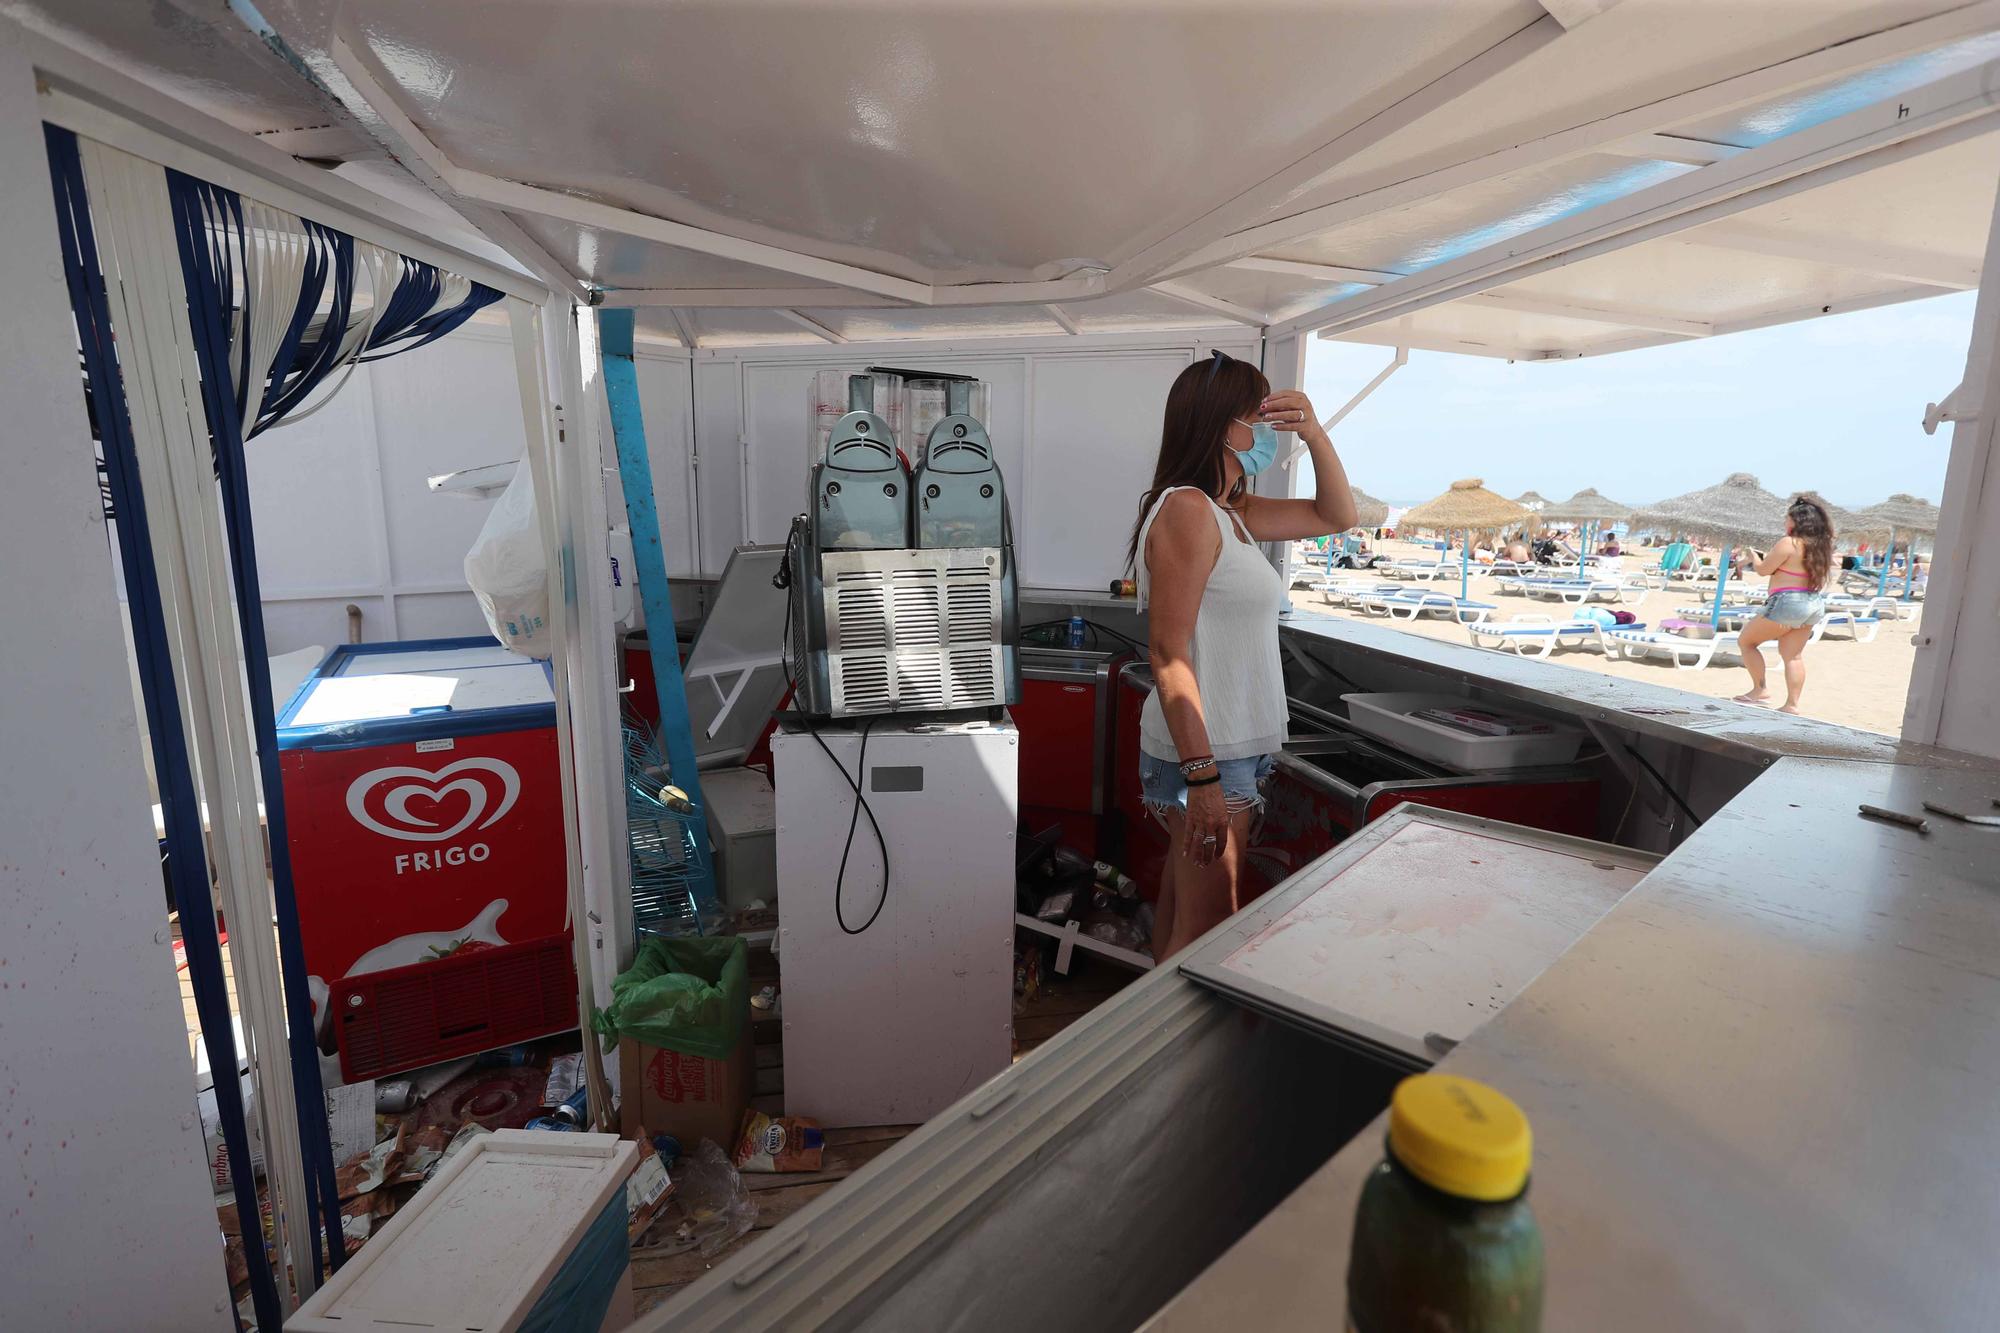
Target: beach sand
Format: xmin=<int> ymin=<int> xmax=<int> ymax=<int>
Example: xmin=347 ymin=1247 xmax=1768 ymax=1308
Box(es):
xmin=1288 ymin=539 xmax=1921 ymax=736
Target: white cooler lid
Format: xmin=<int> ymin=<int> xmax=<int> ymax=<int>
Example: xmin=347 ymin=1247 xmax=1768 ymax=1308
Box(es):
xmin=286 ymin=1130 xmax=634 ymax=1332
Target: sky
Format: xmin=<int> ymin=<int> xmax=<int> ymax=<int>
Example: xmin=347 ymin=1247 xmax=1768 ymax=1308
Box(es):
xmin=1296 ymin=291 xmax=1976 ymax=514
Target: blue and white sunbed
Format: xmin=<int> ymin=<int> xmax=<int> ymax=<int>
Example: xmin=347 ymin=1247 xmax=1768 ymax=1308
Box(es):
xmin=1466 ymin=615 xmax=1638 ymax=659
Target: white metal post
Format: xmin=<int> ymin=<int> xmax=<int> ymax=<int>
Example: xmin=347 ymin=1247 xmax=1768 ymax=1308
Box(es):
xmin=1905 ymin=172 xmax=2000 ymax=757
xmin=1259 ymin=332 xmax=1308 ymax=585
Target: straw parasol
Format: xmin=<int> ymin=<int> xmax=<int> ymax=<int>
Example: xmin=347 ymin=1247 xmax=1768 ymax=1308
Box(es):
xmin=1851 ymin=493 xmax=1940 ymax=599
xmin=1401 ymin=480 xmax=1530 ymax=597
xmin=1349 ymin=488 xmax=1390 ymax=530
xmin=1513 ymin=490 xmax=1550 ymax=532
xmin=1854 ymin=493 xmax=1941 ymax=536
xmin=1403 ymin=478 xmax=1530 ymax=533
xmin=1629 ymin=472 xmax=1790 ymax=548
xmin=1541 ymin=488 xmax=1632 ymax=525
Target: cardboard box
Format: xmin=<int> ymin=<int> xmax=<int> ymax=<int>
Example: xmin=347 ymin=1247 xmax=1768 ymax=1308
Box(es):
xmin=619 ymin=1034 xmax=753 ymax=1150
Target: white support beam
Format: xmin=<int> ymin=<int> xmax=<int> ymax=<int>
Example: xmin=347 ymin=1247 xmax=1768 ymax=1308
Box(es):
xmin=1707 ymin=284 xmax=1955 ymax=338
xmin=1104 ymin=14 xmax=1564 ymax=288
xmin=663 ymin=307 xmax=700 ymax=349
xmin=1226 ymin=256 xmax=1400 ymax=285
xmin=1044 ymin=304 xmax=1081 ymax=335
xmin=328 ymin=30 xmax=933 ymax=306
xmin=776 ymin=309 xmax=847 ymax=343
xmin=595 ymin=287 xmax=901 ymax=309
xmin=26 ymin=41 xmax=555 ymax=303
xmin=1151 ymin=281 xmax=1271 ymax=328
xmin=1682 ymin=221 xmax=1981 ymax=290
xmin=1266 ymin=61 xmax=2000 ymax=342
xmin=1160 ymin=0 xmax=2000 ymax=283
xmin=1604 ymin=133 xmax=1747 ymax=166
xmin=1537 ymin=0 xmax=1613 ymax=29
xmin=1324 ymin=327 xmax=1539 ymax=362
xmin=1465 ymin=291 xmax=1714 ymax=337
xmin=1282 ymin=345 xmax=1407 ymax=470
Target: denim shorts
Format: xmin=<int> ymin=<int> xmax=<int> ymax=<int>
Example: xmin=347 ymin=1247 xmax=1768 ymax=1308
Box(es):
xmin=1762 ymin=591 xmax=1827 ymax=629
xmin=1139 ymin=752 xmax=1277 ymax=821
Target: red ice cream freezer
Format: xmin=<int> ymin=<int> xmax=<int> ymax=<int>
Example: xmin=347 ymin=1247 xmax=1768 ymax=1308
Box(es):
xmin=276 ymin=638 xmax=576 ymax=1080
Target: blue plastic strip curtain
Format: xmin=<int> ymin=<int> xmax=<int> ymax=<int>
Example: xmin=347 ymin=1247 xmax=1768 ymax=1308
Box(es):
xmin=246 ymin=220 xmax=353 ymax=435
xmin=597 ymin=307 xmax=718 ymax=901
xmin=44 ymin=124 xmax=281 ymax=1333
xmin=359 ymin=262 xmax=503 ymax=363
xmin=168 ymin=171 xmax=348 ymax=1287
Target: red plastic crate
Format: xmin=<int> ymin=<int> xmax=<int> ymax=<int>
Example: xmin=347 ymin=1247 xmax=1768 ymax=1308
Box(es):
xmin=333 ymin=935 xmax=577 ymax=1081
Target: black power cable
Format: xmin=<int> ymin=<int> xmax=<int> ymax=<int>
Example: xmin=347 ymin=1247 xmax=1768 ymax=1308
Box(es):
xmin=1624 ymin=743 xmax=1703 ymax=829
xmin=774 ymin=523 xmax=890 ymax=934
xmin=809 ymin=717 xmax=890 ymax=935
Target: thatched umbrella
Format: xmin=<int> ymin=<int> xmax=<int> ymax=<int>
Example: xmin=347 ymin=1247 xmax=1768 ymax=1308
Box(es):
xmin=1855 ymin=493 xmax=1941 ymax=535
xmin=1541 ymin=488 xmax=1633 ymax=559
xmin=1630 ymin=472 xmax=1789 ymax=548
xmin=1350 ymin=488 xmax=1390 ymax=531
xmin=1631 ymin=473 xmax=1799 ymax=618
xmin=1542 ymin=488 xmax=1631 ymax=525
xmin=1514 ymin=490 xmax=1552 ymax=535
xmin=1402 ymin=479 xmax=1529 ymax=597
xmin=1852 ymin=493 xmax=1941 ymax=599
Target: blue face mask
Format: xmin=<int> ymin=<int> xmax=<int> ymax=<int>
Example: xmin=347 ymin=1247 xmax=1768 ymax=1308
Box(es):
xmin=1232 ymin=419 xmax=1280 ymax=476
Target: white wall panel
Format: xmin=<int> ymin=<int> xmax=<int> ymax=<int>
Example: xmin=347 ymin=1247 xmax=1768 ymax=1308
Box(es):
xmin=601 ymin=346 xmax=699 ymax=578
xmin=245 ymin=321 xmax=527 ymax=651
xmin=370 ymin=325 xmax=530 ymax=590
xmin=694 ymin=357 xmax=749 ymax=575
xmin=1022 ymin=351 xmax=1195 ymax=588
xmin=691 ymin=331 xmax=1252 ymax=591
xmin=0 ymin=36 xmax=225 ymax=1327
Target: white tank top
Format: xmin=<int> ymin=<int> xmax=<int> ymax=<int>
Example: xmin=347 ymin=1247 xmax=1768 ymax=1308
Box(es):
xmin=1136 ymin=487 xmax=1288 ymax=762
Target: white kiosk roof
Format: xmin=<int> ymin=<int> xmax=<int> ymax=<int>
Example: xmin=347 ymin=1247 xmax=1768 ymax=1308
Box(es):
xmin=13 ymin=0 xmax=2000 ymax=351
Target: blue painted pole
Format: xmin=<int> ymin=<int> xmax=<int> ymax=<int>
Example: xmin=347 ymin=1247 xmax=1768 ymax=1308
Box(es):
xmin=598 ymin=308 xmax=718 ymax=917
xmin=1461 ymin=527 xmax=1471 ymax=599
xmin=1713 ymin=544 xmax=1731 ymax=623
xmin=1878 ymin=526 xmax=1894 ymax=598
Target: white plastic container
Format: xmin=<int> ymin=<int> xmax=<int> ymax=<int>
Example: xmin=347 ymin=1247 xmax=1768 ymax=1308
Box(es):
xmin=1339 ymin=692 xmax=1585 ymax=772
xmin=286 ymin=1130 xmax=636 ymax=1332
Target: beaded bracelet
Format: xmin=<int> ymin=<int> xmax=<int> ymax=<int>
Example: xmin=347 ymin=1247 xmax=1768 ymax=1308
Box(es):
xmin=1179 ymin=755 xmax=1216 ymax=775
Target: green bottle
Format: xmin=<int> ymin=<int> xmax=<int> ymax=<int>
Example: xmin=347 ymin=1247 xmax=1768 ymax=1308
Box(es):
xmin=1347 ymin=1074 xmax=1544 ymax=1333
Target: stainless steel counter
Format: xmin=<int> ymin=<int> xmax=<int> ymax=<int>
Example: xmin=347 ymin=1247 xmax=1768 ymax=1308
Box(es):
xmin=1149 ymin=754 xmax=2000 ymax=1330
xmin=1280 ymin=610 xmax=1991 ymax=769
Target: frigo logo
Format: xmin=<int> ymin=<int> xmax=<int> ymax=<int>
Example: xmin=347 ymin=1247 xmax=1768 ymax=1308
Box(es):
xmin=344 ymin=758 xmax=521 ymax=843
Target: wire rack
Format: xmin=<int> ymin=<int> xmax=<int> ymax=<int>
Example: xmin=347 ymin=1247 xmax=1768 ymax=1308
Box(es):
xmin=623 ymin=712 xmax=720 ymax=937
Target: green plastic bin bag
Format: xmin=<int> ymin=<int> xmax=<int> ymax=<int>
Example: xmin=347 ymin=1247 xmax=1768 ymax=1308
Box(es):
xmin=591 ymin=935 xmax=748 ymax=1061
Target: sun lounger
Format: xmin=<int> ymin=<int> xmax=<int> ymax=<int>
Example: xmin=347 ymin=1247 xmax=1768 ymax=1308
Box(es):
xmin=1319 ymin=580 xmax=1402 ymax=607
xmin=1359 ymin=590 xmax=1495 ymax=623
xmin=1466 ymin=615 xmax=1637 ymax=659
xmin=1606 ymin=626 xmax=1739 ymax=669
xmin=1819 ymin=609 xmax=1881 ymax=642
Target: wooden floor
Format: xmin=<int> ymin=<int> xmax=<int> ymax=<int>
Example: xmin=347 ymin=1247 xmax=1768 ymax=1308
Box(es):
xmin=629 ymin=952 xmax=1141 ymax=1316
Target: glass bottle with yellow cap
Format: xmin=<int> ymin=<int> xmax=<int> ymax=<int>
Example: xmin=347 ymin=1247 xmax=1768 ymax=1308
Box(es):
xmin=1347 ymin=1074 xmax=1544 ymax=1333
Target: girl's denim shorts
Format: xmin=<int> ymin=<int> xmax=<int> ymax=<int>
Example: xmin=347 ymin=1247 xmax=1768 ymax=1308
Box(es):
xmin=1762 ymin=591 xmax=1826 ymax=629
xmin=1138 ymin=752 xmax=1277 ymax=821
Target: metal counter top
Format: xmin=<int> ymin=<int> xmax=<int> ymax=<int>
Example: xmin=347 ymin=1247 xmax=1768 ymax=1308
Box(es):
xmin=1148 ymin=754 xmax=2000 ymax=1331
xmin=1280 ymin=610 xmax=1994 ymax=771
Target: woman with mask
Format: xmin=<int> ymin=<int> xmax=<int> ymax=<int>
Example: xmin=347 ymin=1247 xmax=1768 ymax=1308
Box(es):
xmin=1733 ymin=494 xmax=1836 ymax=715
xmin=1129 ymin=351 xmax=1357 ymax=961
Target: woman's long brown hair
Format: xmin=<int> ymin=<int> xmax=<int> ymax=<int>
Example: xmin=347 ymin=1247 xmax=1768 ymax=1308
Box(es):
xmin=1126 ymin=354 xmax=1270 ymax=572
xmin=1788 ymin=494 xmax=1835 ymax=592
